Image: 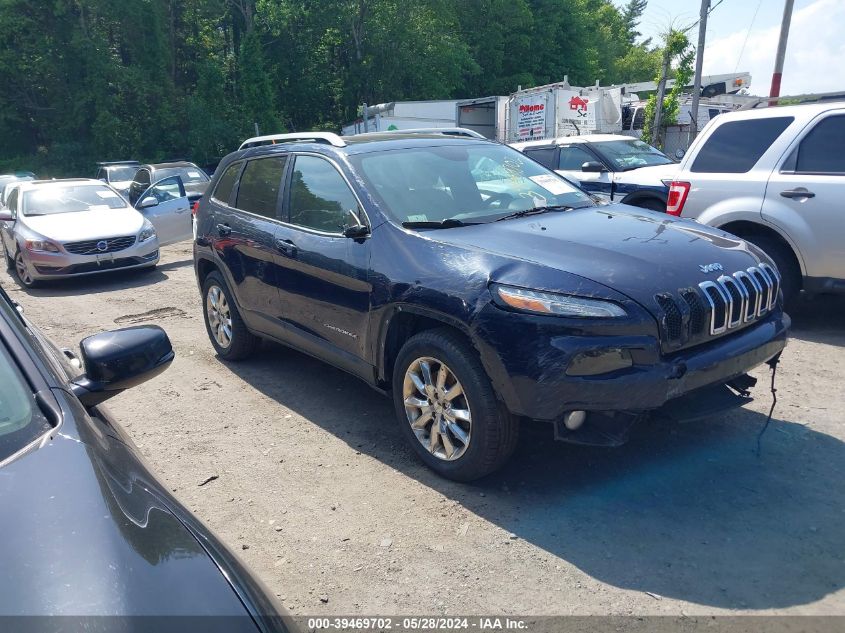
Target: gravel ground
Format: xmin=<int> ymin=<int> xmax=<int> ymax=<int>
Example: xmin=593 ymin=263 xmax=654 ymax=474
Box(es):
xmin=4 ymin=242 xmax=845 ymax=617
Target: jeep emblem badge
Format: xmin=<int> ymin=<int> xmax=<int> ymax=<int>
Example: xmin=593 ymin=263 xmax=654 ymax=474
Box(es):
xmin=699 ymin=263 xmax=723 ymax=273
xmin=96 ymin=240 xmax=109 ymax=252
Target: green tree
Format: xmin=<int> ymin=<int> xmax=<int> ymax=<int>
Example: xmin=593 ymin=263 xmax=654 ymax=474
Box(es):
xmin=641 ymin=29 xmax=694 ymax=146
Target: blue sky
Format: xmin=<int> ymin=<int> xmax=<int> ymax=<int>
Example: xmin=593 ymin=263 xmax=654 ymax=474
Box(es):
xmin=620 ymin=0 xmax=845 ymax=96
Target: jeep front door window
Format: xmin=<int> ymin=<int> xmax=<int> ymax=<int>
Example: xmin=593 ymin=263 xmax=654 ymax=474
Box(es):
xmin=276 ymin=155 xmax=370 ymax=360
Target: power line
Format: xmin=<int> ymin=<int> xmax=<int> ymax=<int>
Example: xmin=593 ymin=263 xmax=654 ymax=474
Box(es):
xmin=735 ymin=0 xmax=763 ymax=73
xmin=681 ymin=0 xmax=726 ymax=33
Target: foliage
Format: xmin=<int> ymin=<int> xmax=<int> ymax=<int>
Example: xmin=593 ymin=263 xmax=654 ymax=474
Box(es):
xmin=0 ymin=0 xmax=665 ymax=175
xmin=641 ymin=29 xmax=694 ymax=146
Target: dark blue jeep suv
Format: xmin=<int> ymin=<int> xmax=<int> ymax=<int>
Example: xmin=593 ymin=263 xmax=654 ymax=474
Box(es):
xmin=193 ymin=129 xmax=789 ymax=481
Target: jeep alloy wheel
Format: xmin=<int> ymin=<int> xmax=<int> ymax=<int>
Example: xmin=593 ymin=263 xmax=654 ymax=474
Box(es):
xmin=403 ymin=356 xmax=472 ymax=461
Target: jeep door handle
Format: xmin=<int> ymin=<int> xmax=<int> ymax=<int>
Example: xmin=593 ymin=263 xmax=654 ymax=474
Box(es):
xmin=216 ymin=223 xmax=231 ymax=236
xmin=275 ymin=238 xmax=297 ymax=257
xmin=780 ymin=187 xmax=815 ymax=199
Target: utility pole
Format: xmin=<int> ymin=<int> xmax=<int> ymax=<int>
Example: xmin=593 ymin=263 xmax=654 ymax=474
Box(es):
xmin=769 ymin=0 xmax=795 ymax=100
xmin=689 ymin=0 xmax=710 ymax=142
xmin=652 ymin=40 xmax=672 ymax=148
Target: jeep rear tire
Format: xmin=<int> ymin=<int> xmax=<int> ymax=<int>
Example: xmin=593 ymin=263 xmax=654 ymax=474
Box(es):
xmin=392 ymin=328 xmax=519 ymax=481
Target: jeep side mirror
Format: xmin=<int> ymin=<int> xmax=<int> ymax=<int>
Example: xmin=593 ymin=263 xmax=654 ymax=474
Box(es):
xmin=70 ymin=326 xmax=174 ymax=407
xmin=581 ymin=161 xmax=606 ymax=173
xmin=0 ymin=209 xmax=13 ymax=222
xmin=343 ymin=224 xmax=369 ymax=239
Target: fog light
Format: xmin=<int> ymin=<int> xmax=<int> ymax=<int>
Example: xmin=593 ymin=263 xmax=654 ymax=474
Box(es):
xmin=563 ymin=410 xmax=587 ymax=431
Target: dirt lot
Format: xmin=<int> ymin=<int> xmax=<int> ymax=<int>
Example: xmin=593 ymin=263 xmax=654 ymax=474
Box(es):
xmin=4 ymin=242 xmax=845 ymax=616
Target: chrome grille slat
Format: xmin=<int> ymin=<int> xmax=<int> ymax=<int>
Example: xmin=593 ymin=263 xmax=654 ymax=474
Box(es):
xmin=64 ymin=235 xmax=136 ymax=255
xmin=686 ymin=262 xmax=779 ymax=339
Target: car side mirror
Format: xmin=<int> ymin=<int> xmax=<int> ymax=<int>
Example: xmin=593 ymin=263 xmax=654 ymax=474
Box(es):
xmin=581 ymin=161 xmax=606 ymax=173
xmin=0 ymin=209 xmax=13 ymax=221
xmin=137 ymin=196 xmax=159 ymax=209
xmin=343 ymin=224 xmax=369 ymax=239
xmin=70 ymin=326 xmax=174 ymax=407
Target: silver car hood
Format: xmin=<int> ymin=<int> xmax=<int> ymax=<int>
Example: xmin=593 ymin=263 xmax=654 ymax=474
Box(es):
xmin=22 ymin=208 xmax=145 ymax=242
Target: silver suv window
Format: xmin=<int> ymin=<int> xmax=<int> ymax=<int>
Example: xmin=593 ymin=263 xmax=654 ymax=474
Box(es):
xmin=692 ymin=116 xmax=794 ymax=173
xmin=795 ymin=115 xmax=845 ymax=175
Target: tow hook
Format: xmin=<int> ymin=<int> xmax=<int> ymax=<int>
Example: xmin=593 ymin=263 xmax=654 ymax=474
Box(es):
xmin=668 ymin=361 xmax=687 ymax=379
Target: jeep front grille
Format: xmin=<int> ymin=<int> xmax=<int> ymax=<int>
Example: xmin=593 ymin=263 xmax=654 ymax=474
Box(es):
xmin=654 ymin=263 xmax=779 ymax=347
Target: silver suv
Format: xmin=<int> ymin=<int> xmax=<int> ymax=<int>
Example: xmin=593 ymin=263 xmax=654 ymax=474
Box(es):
xmin=667 ymin=101 xmax=845 ymax=303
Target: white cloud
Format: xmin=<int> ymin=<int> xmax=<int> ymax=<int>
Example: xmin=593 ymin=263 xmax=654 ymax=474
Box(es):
xmin=702 ymin=0 xmax=845 ymax=96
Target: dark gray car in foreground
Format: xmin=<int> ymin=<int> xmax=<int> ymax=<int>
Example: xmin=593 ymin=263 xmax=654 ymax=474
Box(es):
xmin=0 ymin=285 xmax=290 ymax=631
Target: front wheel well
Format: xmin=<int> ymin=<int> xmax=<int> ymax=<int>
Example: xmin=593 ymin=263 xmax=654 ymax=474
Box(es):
xmin=718 ymin=221 xmax=802 ymax=273
xmin=380 ymin=311 xmax=474 ymax=387
xmin=195 ymin=257 xmax=219 ymax=287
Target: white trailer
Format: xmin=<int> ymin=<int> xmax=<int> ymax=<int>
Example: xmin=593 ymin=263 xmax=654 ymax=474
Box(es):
xmin=342 ymin=100 xmax=460 ymax=135
xmin=455 ymin=96 xmax=509 ymax=141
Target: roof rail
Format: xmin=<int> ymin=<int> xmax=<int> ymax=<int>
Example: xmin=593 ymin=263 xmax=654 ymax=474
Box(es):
xmin=239 ymin=132 xmax=346 ymax=150
xmin=365 ymin=127 xmax=487 ymax=139
xmin=96 ymin=160 xmax=140 ymax=166
xmin=738 ymin=90 xmax=845 ymax=110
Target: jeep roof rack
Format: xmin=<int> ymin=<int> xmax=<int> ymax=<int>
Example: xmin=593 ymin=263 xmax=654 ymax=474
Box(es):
xmin=239 ymin=132 xmax=347 ymax=149
xmin=364 ymin=127 xmax=487 ymax=139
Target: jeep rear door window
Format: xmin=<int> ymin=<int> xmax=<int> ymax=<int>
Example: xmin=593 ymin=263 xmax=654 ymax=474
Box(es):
xmin=691 ymin=116 xmax=794 ymax=173
xmin=288 ymin=156 xmax=359 ymax=233
xmin=795 ymin=115 xmax=845 ymax=174
xmin=212 ymin=161 xmax=242 ymax=205
xmin=235 ymin=156 xmax=287 ymax=219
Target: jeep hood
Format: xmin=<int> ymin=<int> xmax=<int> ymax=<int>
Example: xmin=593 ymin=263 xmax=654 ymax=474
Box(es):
xmin=431 ymin=205 xmax=769 ymax=305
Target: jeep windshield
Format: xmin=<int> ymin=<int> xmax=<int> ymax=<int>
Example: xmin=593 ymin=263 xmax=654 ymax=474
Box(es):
xmin=590 ymin=139 xmax=674 ymax=171
xmin=351 ymin=144 xmax=594 ymax=226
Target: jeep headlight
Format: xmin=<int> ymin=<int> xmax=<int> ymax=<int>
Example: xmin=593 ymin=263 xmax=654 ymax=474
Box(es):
xmin=494 ymin=285 xmax=627 ymax=318
xmin=138 ymin=220 xmax=156 ymax=242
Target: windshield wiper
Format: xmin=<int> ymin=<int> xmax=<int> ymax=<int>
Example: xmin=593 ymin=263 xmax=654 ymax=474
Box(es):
xmin=402 ymin=218 xmax=477 ymax=229
xmin=494 ymin=205 xmax=574 ymax=222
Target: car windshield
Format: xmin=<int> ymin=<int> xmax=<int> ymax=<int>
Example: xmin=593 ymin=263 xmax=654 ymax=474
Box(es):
xmin=351 ymin=143 xmax=593 ymax=225
xmin=0 ymin=342 xmax=53 ymax=465
xmin=156 ymin=166 xmax=209 ymax=184
xmin=106 ymin=166 xmax=137 ymax=181
xmin=590 ymin=139 xmax=673 ymax=171
xmin=22 ymin=184 xmax=127 ymax=216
